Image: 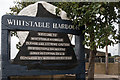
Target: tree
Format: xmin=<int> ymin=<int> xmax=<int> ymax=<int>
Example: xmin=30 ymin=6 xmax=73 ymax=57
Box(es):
xmin=9 ymin=2 xmax=35 ymax=15
xmin=52 ymin=2 xmax=120 ymax=80
xmin=9 ymin=2 xmax=120 ymax=80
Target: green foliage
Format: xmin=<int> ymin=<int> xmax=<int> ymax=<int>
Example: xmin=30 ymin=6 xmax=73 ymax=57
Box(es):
xmin=53 ymin=2 xmax=120 ymax=50
xmin=55 ymin=8 xmax=61 ymax=16
xmin=9 ymin=1 xmax=35 ymax=15
xmin=9 ymin=2 xmax=120 ymax=51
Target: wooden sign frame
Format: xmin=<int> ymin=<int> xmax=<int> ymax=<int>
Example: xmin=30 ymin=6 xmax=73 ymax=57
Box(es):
xmin=1 ymin=15 xmax=85 ymax=80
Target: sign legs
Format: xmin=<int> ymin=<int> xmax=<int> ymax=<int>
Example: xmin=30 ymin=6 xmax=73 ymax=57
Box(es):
xmin=76 ymin=73 xmax=85 ymax=80
xmin=1 ymin=77 xmax=10 ymax=80
xmin=1 ymin=30 xmax=10 ymax=80
xmin=75 ymin=34 xmax=85 ymax=80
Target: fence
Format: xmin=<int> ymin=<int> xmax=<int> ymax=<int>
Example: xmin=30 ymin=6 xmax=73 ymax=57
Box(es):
xmin=86 ymin=58 xmax=117 ymax=63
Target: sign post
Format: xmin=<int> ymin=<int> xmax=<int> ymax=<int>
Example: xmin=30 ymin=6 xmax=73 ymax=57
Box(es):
xmin=1 ymin=15 xmax=85 ymax=80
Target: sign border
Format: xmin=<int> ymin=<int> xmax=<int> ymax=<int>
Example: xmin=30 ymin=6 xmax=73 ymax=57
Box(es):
xmin=1 ymin=15 xmax=85 ymax=80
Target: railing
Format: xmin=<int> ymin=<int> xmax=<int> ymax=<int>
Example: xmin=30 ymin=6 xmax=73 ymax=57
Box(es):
xmin=86 ymin=58 xmax=117 ymax=63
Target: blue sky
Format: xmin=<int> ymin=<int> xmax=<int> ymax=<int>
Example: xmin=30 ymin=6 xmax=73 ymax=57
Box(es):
xmin=0 ymin=0 xmax=119 ymax=59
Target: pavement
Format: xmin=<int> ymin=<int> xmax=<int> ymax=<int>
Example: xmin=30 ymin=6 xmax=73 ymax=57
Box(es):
xmin=94 ymin=74 xmax=120 ymax=80
xmin=10 ymin=74 xmax=120 ymax=80
xmin=66 ymin=74 xmax=120 ymax=80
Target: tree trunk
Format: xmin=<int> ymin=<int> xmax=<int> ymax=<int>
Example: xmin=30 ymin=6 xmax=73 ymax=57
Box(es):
xmin=86 ymin=23 xmax=97 ymax=80
xmin=105 ymin=45 xmax=108 ymax=75
xmin=87 ymin=49 xmax=96 ymax=80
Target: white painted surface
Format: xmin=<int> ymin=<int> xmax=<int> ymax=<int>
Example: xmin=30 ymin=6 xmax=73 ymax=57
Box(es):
xmin=18 ymin=1 xmax=69 ymax=46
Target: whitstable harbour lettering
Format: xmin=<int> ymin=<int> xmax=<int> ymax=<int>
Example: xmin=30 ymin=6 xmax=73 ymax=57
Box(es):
xmin=7 ymin=19 xmax=80 ymax=30
xmin=7 ymin=19 xmax=50 ymax=28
